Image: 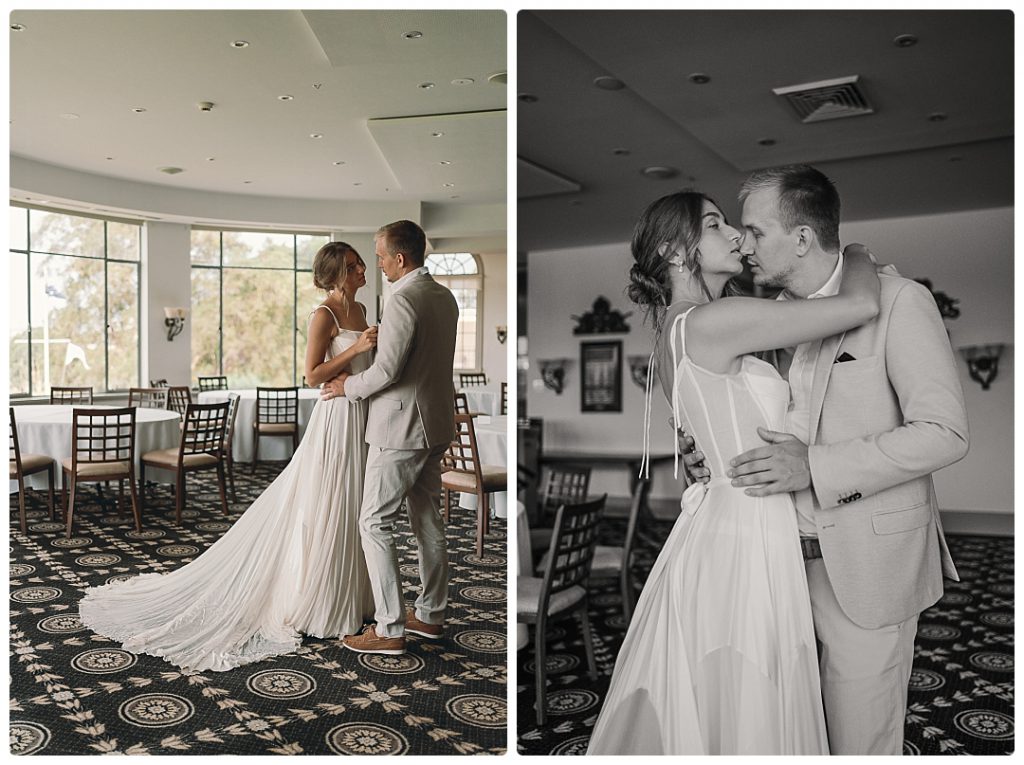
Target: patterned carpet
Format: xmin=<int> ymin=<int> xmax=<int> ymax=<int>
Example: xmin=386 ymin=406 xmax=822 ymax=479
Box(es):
xmin=516 ymin=520 xmax=1014 ymax=756
xmin=9 ymin=463 xmax=507 ymax=756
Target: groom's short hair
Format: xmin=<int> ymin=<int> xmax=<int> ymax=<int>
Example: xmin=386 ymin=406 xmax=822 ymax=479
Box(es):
xmin=740 ymin=165 xmax=841 ymax=252
xmin=376 ymin=220 xmax=427 ymax=266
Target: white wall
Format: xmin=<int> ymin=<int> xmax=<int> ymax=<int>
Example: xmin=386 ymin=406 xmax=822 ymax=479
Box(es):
xmin=480 ymin=251 xmax=508 ymax=388
xmin=142 ymin=222 xmax=192 ymax=386
xmin=526 ymin=207 xmax=1013 ymax=513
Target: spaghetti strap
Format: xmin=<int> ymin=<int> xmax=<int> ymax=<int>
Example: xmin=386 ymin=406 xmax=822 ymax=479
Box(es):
xmin=309 ymin=304 xmax=342 ymax=331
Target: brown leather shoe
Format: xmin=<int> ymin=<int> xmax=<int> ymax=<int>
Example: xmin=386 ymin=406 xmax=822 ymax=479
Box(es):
xmin=342 ymin=625 xmax=406 ymax=655
xmin=405 ymin=608 xmax=443 ymax=639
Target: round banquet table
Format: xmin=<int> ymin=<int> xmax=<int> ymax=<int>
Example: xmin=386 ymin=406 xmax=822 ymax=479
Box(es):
xmin=198 ymin=388 xmax=322 ymax=462
xmin=9 ymin=404 xmax=182 ymax=491
xmin=459 ymin=386 xmax=503 ymax=416
xmin=458 ymin=415 xmax=508 ymax=518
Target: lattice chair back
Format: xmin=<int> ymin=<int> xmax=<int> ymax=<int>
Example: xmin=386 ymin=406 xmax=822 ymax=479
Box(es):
xmin=149 ymin=379 xmax=169 ymax=388
xmin=223 ymin=393 xmax=241 ymax=452
xmin=459 ymin=372 xmax=487 ymax=388
xmin=129 ymin=387 xmax=168 ymax=410
xmin=443 ymin=413 xmax=483 ymax=482
xmin=71 ymin=407 xmax=136 ymax=468
xmin=256 ymin=387 xmax=299 ymax=425
xmin=9 ymin=407 xmax=21 ymax=467
xmin=198 ymin=375 xmax=229 ymax=392
xmin=454 ymin=391 xmax=471 ymax=415
xmin=166 ymin=386 xmax=192 ymax=417
xmin=180 ymin=402 xmax=229 ymax=459
xmin=540 ymin=494 xmax=607 ymax=602
xmin=50 ymin=386 xmax=93 ymax=405
xmin=501 ymin=382 xmax=508 ymax=416
xmin=541 ymin=465 xmax=591 ymax=520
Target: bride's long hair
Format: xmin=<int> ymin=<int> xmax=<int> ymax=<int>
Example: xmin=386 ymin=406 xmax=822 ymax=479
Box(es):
xmin=627 ymin=190 xmax=739 ymax=332
xmin=312 ymin=241 xmax=360 ymax=314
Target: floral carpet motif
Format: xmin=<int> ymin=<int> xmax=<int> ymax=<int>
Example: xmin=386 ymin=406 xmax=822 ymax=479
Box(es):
xmin=517 ymin=520 xmax=1013 ymax=756
xmin=10 ymin=463 xmax=507 ymax=756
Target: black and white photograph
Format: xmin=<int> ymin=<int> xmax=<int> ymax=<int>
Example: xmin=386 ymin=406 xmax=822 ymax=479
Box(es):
xmin=516 ymin=9 xmax=1012 ymax=756
xmin=9 ymin=9 xmax=508 ymax=756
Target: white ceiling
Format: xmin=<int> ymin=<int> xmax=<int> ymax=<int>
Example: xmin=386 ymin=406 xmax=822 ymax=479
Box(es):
xmin=9 ymin=9 xmax=506 ymax=232
xmin=518 ymin=10 xmax=1013 ymax=252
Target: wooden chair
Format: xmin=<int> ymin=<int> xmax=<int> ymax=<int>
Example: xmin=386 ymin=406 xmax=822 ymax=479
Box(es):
xmin=530 ymin=464 xmax=591 ymax=553
xmin=50 ymin=386 xmax=93 ymax=405
xmin=198 ymin=375 xmax=229 ymax=392
xmin=141 ymin=401 xmax=230 ymax=525
xmin=539 ymin=477 xmax=650 ymax=622
xmin=441 ymin=413 xmax=507 ymax=556
xmin=500 ymin=381 xmax=508 ymax=416
xmin=222 ymin=393 xmax=241 ymax=501
xmin=62 ymin=407 xmax=140 ymax=538
xmin=252 ymin=387 xmax=299 ymax=471
xmin=459 ymin=372 xmax=487 ymax=387
xmin=128 ymin=387 xmax=168 ymax=410
xmin=454 ymin=391 xmax=471 ymax=415
xmin=166 ymin=386 xmax=192 ymax=418
xmin=517 ymin=494 xmax=606 ymax=725
xmin=149 ymin=379 xmax=169 ymax=388
xmin=9 ymin=408 xmax=57 ymax=533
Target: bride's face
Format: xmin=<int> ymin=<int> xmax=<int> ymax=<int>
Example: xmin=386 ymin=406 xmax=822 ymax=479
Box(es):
xmin=339 ymin=251 xmax=367 ymax=293
xmin=694 ymin=201 xmax=744 ymax=277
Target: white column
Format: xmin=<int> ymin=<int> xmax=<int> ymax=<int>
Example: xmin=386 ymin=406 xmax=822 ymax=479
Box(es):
xmin=141 ymin=221 xmax=192 ymax=386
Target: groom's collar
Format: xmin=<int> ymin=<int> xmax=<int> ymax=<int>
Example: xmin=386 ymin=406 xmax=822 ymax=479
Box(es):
xmin=777 ymin=251 xmax=844 ymax=301
xmin=390 ymin=265 xmax=429 ymax=293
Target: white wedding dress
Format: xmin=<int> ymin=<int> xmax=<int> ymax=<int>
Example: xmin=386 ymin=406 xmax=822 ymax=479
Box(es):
xmin=587 ymin=307 xmax=828 ymax=755
xmin=79 ymin=308 xmax=375 ymax=672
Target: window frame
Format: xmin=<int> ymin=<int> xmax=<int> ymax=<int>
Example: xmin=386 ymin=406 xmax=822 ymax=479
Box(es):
xmin=425 ymin=252 xmax=484 ymax=373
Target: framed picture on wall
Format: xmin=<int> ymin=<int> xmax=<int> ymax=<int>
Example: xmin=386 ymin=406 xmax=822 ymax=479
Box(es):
xmin=580 ymin=340 xmax=622 ymax=412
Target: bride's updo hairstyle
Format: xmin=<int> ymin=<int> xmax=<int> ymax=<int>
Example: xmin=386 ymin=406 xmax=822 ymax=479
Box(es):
xmin=312 ymin=241 xmax=358 ymax=292
xmin=628 ymin=190 xmax=719 ymax=328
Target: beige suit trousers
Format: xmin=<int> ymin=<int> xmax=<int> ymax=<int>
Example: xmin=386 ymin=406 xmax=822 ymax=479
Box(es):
xmin=359 ymin=443 xmax=449 ymax=637
xmin=806 ymin=558 xmax=918 ymax=755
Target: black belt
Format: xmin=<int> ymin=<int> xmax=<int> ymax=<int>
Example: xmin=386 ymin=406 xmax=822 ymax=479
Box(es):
xmin=801 ymin=537 xmax=823 ymax=560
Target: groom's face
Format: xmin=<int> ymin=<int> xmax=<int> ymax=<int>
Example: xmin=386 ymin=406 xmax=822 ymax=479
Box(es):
xmin=375 ymin=236 xmax=403 ymax=283
xmin=740 ymin=187 xmax=799 ymax=291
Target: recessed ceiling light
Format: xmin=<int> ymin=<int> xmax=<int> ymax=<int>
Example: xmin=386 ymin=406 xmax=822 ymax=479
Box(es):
xmin=593 ymin=76 xmax=625 ymax=91
xmin=443 ymin=183 xmax=455 ymax=188
xmin=451 ymin=77 xmax=475 ymax=86
xmin=353 ymin=182 xmax=362 ymax=186
xmin=333 ymin=160 xmax=345 ymax=166
xmin=688 ymin=73 xmax=711 ymax=85
xmin=159 ymin=167 xmax=184 ymax=175
xmin=131 ymin=107 xmax=147 ymax=113
xmin=928 ymin=112 xmax=948 ymax=122
xmin=278 ymin=95 xmax=294 ymax=101
xmin=230 ymin=40 xmax=249 ymax=48
xmin=106 ymin=156 xmax=114 ymax=160
xmin=403 ymin=31 xmax=423 ymax=39
xmin=206 ymin=157 xmax=216 ymax=161
xmin=243 ymin=180 xmax=253 ymax=184
xmin=488 ymin=71 xmax=507 ymax=85
xmin=419 ymin=82 xmax=435 ymax=90
xmin=611 ymin=147 xmax=630 ymax=156
xmin=518 ymin=93 xmax=539 ymax=103
xmin=11 ymin=23 xmax=26 ymax=31
xmin=893 ymin=33 xmax=918 ymax=48
xmin=439 ymin=160 xmax=451 ymax=165
xmin=641 ymin=166 xmax=679 ymax=180
xmin=450 ymin=195 xmax=460 ymax=199
xmin=310 ymin=133 xmax=323 ymax=139
xmin=948 ymin=155 xmax=963 ymax=162
xmin=59 ymin=113 xmax=80 ymax=120
xmin=758 ymin=138 xmax=777 ymax=146
xmin=431 ymin=131 xmax=444 ymax=138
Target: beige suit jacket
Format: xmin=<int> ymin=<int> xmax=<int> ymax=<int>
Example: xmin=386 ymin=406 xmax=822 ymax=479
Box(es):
xmin=796 ymin=273 xmax=968 ymax=629
xmin=344 ymin=272 xmax=459 ymax=450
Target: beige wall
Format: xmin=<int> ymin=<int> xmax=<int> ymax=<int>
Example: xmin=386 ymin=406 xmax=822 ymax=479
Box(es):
xmin=526 ymin=206 xmax=1012 ymax=513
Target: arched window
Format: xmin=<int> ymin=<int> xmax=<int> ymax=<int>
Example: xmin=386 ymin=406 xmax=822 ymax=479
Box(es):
xmin=426 ymin=252 xmax=482 ymax=371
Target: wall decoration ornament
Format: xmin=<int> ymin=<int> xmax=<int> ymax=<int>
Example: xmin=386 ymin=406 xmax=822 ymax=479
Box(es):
xmin=539 ymin=359 xmax=569 ymax=394
xmin=627 ymin=354 xmax=650 ymax=389
xmin=959 ymin=344 xmax=1005 ymax=390
xmin=915 ymin=278 xmax=961 ymax=321
xmin=571 ymin=296 xmax=631 ymax=335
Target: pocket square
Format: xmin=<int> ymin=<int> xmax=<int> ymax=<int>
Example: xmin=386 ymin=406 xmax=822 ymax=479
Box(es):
xmin=835 ymin=352 xmax=857 ymax=363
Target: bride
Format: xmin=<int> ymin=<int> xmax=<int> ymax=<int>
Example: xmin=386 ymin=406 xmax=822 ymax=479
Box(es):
xmin=586 ymin=191 xmax=880 ymax=755
xmin=80 ymin=242 xmax=378 ymax=672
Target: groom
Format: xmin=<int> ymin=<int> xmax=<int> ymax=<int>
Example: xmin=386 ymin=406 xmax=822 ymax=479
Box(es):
xmin=690 ymin=165 xmax=969 ymax=754
xmin=322 ymin=219 xmax=459 ymax=656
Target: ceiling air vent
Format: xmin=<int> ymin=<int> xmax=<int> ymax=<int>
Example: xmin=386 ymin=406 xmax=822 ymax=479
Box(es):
xmin=773 ymin=75 xmax=874 ymax=123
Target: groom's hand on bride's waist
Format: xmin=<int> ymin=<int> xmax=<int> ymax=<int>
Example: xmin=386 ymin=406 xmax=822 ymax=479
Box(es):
xmin=728 ymin=427 xmax=810 ymax=496
xmin=320 ymin=372 xmax=350 ymax=400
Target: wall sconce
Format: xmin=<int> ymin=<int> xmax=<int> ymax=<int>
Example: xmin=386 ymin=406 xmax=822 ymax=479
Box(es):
xmin=539 ymin=358 xmax=569 ymax=394
xmin=627 ymin=354 xmax=650 ymax=389
xmin=959 ymin=344 xmax=1004 ymax=390
xmin=496 ymin=325 xmax=508 ymax=344
xmin=164 ymin=307 xmax=186 ymax=342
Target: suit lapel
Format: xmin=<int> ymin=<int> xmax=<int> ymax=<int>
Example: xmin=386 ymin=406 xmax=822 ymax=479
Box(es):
xmin=808 ymin=332 xmax=846 ymax=442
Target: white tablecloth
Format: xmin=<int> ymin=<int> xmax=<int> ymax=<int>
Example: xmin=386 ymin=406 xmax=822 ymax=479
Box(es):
xmin=10 ymin=405 xmax=182 ymax=491
xmin=458 ymin=415 xmax=508 ymax=517
xmin=198 ymin=388 xmax=321 ymax=461
xmin=459 ymin=386 xmax=503 ymax=416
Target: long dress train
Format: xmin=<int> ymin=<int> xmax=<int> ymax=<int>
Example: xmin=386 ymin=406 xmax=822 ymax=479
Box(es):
xmin=586 ymin=307 xmax=828 ymax=755
xmin=79 ymin=312 xmax=374 ymax=672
